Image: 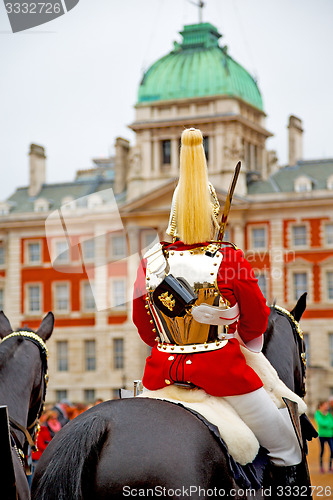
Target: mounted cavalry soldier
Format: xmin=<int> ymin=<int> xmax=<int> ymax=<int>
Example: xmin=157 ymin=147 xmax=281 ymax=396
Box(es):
xmin=133 ymin=128 xmax=312 ymax=494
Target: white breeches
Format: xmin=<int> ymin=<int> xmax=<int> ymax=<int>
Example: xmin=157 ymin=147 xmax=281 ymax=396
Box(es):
xmin=225 ymin=387 xmax=302 ymax=466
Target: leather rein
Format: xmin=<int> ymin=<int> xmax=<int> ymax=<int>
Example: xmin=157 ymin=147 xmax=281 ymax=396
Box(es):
xmin=1 ymin=331 xmax=49 ymax=471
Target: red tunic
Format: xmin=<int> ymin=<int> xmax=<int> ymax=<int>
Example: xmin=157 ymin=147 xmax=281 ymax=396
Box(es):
xmin=133 ymin=241 xmax=270 ymax=397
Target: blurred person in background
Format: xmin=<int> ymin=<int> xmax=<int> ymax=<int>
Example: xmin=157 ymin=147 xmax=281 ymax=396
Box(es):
xmin=52 ymin=398 xmax=72 ymax=427
xmin=314 ymin=400 xmax=333 ymax=473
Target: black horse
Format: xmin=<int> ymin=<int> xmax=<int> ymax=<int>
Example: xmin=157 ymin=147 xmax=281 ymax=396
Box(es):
xmin=32 ymin=296 xmax=309 ymax=500
xmin=0 ymin=311 xmax=54 ymax=500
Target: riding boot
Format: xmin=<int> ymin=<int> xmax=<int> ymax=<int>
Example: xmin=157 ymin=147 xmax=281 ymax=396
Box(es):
xmin=271 ymin=460 xmax=312 ymax=499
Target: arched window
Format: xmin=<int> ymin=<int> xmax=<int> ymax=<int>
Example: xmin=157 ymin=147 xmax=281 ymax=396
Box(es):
xmin=87 ymin=194 xmax=102 ymax=209
xmin=61 ymin=196 xmax=75 ymax=210
xmin=34 ymin=198 xmax=49 ymax=212
xmin=294 ymin=176 xmax=312 ymax=193
xmin=327 ymin=175 xmax=333 ymax=190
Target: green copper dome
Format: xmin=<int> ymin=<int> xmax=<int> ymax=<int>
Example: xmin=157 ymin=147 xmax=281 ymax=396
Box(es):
xmin=138 ymin=23 xmax=263 ymax=111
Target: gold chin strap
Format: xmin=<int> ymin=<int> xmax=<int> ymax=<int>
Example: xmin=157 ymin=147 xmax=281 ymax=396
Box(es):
xmin=166 ymin=182 xmax=220 ymax=238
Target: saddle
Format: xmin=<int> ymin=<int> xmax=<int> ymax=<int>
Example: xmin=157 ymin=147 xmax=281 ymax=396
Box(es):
xmin=137 ymin=349 xmax=309 ymax=466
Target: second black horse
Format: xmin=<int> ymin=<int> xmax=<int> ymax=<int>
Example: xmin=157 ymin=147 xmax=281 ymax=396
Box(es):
xmin=32 ymin=295 xmax=310 ymax=500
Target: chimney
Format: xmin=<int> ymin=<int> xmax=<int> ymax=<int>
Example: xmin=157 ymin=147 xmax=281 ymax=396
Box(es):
xmin=29 ymin=143 xmax=46 ymax=197
xmin=114 ymin=137 xmax=130 ymax=194
xmin=288 ymin=115 xmax=303 ymax=166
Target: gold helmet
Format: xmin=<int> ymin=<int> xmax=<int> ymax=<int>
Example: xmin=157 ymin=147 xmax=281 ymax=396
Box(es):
xmin=166 ymin=128 xmax=220 ymax=243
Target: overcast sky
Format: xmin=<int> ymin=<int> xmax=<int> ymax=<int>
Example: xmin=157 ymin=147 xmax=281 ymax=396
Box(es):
xmin=0 ymin=0 xmax=332 ymax=201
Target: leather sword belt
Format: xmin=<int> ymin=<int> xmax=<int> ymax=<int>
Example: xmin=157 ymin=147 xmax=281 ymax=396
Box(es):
xmin=156 ymin=337 xmax=233 ymax=353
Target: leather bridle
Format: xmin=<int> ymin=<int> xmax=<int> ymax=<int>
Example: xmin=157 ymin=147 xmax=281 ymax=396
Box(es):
xmin=1 ymin=331 xmax=48 ymax=471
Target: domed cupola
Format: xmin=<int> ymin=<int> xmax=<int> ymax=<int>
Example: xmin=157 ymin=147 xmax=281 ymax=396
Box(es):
xmin=138 ymin=22 xmax=263 ymax=111
xmin=129 ymin=21 xmax=272 ymax=202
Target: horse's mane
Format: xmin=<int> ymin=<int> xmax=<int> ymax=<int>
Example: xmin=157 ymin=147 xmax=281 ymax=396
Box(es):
xmin=262 ymin=306 xmax=276 ymax=353
xmin=32 ymin=411 xmax=110 ymax=499
xmin=263 ymin=304 xmax=306 ymax=397
xmin=264 ymin=304 xmax=301 ymax=353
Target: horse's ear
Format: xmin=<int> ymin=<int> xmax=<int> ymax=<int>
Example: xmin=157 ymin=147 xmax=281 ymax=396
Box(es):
xmin=290 ymin=292 xmax=307 ymax=322
xmin=37 ymin=312 xmax=54 ymax=341
xmin=0 ymin=311 xmax=13 ymax=338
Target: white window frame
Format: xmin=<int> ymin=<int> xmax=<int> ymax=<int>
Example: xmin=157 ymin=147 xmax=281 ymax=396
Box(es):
xmin=34 ymin=198 xmax=49 ymax=212
xmin=84 ymin=340 xmax=96 ymax=371
xmin=53 ymin=239 xmax=70 ymax=265
xmin=61 ymin=196 xmax=75 ymax=209
xmin=113 ymin=338 xmax=124 ymax=370
xmin=87 ymin=194 xmax=102 ymax=209
xmin=294 ymin=176 xmax=312 ymax=193
xmin=325 ymin=270 xmax=333 ymax=302
xmin=0 ymin=242 xmax=5 ymax=267
xmin=25 ymin=283 xmax=42 ymax=315
xmin=81 ymin=238 xmax=95 ymax=263
xmin=324 ymin=222 xmax=333 ymax=247
xmin=0 ymin=202 xmax=11 ymax=215
xmin=57 ymin=340 xmax=69 ymax=372
xmin=81 ymin=280 xmax=95 ymax=312
xmin=250 ymin=226 xmax=267 ymax=251
xmin=140 ymin=230 xmax=159 ymax=253
xmin=53 ymin=282 xmax=70 ymax=314
xmin=161 ymin=139 xmax=171 ymax=165
xmin=329 ymin=333 xmax=333 ymax=367
xmin=319 ymin=258 xmax=333 ymax=304
xmin=109 ymin=233 xmax=127 ymax=260
xmin=286 ymin=260 xmax=312 ymax=304
xmin=25 ymin=240 xmax=42 ymax=266
xmin=293 ymin=272 xmax=308 ymax=302
xmin=56 ymin=389 xmax=68 ymax=403
xmin=84 ymin=389 xmax=95 ymax=403
xmin=289 ymin=223 xmax=309 ymax=249
xmin=255 ymin=271 xmax=268 ymax=299
xmin=110 ymin=278 xmax=127 ymax=311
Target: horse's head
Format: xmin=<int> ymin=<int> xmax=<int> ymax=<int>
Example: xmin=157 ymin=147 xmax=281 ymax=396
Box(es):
xmin=263 ymin=293 xmax=307 ymax=398
xmin=0 ymin=311 xmax=54 ymax=458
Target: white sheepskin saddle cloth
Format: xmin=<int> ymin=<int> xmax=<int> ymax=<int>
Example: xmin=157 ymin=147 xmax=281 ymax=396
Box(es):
xmin=139 ymin=348 xmax=307 ymax=466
